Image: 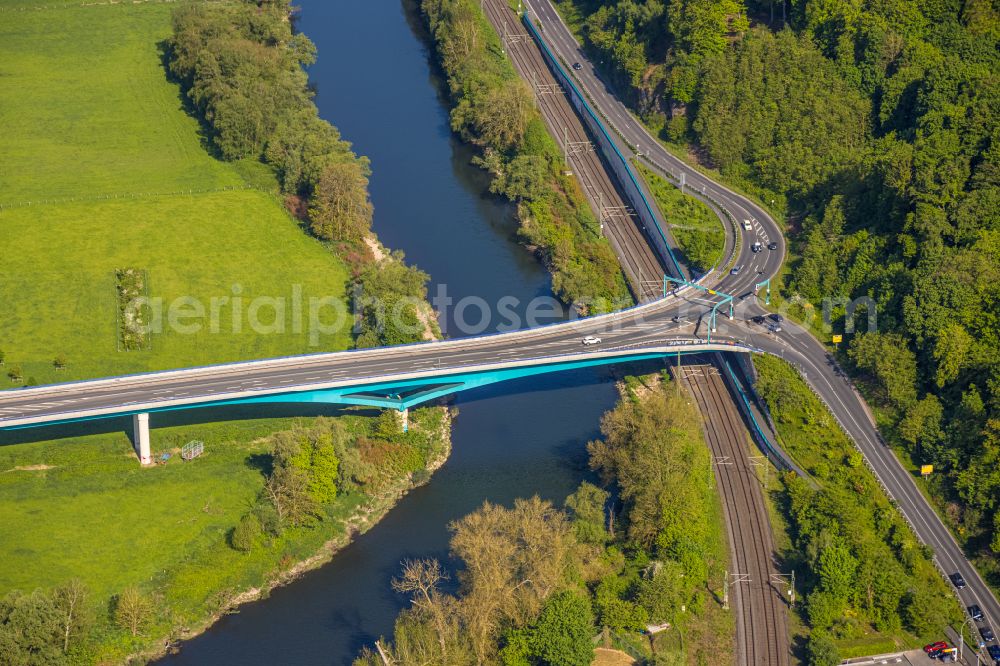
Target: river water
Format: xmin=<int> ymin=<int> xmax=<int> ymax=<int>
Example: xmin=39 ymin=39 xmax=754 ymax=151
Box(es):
xmin=160 ymin=2 xmax=631 ymax=663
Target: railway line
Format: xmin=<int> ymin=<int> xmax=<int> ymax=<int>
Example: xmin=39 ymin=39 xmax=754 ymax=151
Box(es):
xmin=480 ymin=0 xmax=666 ymax=301
xmin=679 ymin=361 xmax=789 ymax=666
xmin=480 ymin=2 xmax=792 ymax=661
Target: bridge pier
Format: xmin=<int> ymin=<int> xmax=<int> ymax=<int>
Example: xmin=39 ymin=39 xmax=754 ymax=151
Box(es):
xmin=132 ymin=413 xmax=151 ymax=465
xmin=399 ymin=407 xmax=409 ymax=433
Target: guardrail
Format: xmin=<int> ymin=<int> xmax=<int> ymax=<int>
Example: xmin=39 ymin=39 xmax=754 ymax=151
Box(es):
xmin=521 ymin=13 xmax=686 ymax=281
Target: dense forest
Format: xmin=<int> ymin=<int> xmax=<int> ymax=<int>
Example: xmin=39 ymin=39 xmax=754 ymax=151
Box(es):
xmin=167 ymin=0 xmax=430 ymax=347
xmin=560 ymin=0 xmax=1000 ymax=575
xmin=356 ymin=377 xmax=731 ymax=665
xmin=422 ymin=0 xmax=632 ymax=311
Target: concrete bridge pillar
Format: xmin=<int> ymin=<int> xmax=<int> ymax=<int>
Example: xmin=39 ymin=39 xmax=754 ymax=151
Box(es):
xmin=399 ymin=407 xmax=409 ymax=433
xmin=132 ymin=413 xmax=151 ymax=465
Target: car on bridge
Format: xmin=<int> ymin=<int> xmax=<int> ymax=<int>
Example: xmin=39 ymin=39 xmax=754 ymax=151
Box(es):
xmin=581 ymin=335 xmax=602 ymax=345
xmin=572 ymin=62 xmax=582 ymax=70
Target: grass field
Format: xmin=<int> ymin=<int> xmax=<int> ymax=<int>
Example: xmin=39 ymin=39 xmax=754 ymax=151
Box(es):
xmin=638 ymin=164 xmax=725 ymax=274
xmin=0 ymin=1 xmax=353 ymax=387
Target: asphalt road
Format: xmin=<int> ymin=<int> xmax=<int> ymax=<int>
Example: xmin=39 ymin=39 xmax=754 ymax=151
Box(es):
xmin=525 ymin=0 xmax=1000 ymax=648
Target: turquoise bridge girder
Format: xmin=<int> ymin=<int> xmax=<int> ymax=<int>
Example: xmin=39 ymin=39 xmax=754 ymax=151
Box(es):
xmin=2 ymin=350 xmax=714 ymax=433
xmin=216 ymin=351 xmax=680 ymax=412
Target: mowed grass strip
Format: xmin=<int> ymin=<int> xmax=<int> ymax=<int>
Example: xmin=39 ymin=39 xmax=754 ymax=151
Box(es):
xmin=1 ymin=190 xmax=353 ymax=385
xmin=638 ymin=163 xmax=725 ymax=274
xmin=0 ymin=2 xmax=354 ymax=386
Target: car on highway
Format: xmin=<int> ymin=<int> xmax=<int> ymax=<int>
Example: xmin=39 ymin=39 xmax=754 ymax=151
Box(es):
xmin=751 ymin=241 xmax=762 ymax=253
xmin=769 ymin=313 xmax=783 ymax=323
xmin=751 ymin=315 xmax=766 ymax=324
xmin=768 ymin=241 xmax=779 ymax=250
xmin=581 ymin=335 xmax=601 ymax=345
xmin=730 ymin=264 xmax=743 ymax=275
xmin=742 ymin=219 xmax=753 ymax=231
xmin=950 ymin=572 xmax=967 ymax=589
xmin=572 ymin=62 xmax=582 ymax=70
xmin=970 ymin=604 xmax=985 ymax=621
xmin=982 ymin=626 xmax=996 ymax=642
xmin=924 ymin=641 xmax=948 ymax=653
xmin=987 ymin=644 xmax=1000 ymax=663
xmin=768 ymin=323 xmax=782 ymax=333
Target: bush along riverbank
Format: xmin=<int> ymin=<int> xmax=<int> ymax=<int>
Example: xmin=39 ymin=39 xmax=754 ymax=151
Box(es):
xmin=355 ymin=374 xmax=733 ymax=665
xmin=420 ymin=0 xmax=631 ymax=314
xmin=0 ymin=409 xmax=452 ymax=665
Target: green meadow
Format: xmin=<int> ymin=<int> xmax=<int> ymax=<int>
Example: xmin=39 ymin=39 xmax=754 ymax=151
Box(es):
xmin=638 ymin=163 xmax=726 ymax=274
xmin=0 ymin=1 xmax=353 ymax=388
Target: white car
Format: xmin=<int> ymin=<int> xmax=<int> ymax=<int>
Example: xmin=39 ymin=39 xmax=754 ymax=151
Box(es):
xmin=742 ymin=219 xmax=753 ymax=231
xmin=582 ymin=335 xmax=602 ymax=345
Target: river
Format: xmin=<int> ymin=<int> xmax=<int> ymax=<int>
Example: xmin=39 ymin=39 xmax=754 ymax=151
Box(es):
xmin=160 ymin=2 xmax=630 ymax=663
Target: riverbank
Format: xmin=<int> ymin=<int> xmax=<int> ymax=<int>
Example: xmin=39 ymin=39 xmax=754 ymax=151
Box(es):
xmin=420 ymin=0 xmax=631 ymax=312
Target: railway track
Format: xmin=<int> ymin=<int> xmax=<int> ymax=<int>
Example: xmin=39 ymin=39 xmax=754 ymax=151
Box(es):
xmin=480 ymin=0 xmax=665 ymax=301
xmin=679 ymin=362 xmax=789 ymax=666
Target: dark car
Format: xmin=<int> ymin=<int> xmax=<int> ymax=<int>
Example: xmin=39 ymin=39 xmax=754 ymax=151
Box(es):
xmin=987 ymin=644 xmax=1000 ymax=663
xmin=752 ymin=315 xmax=766 ymax=324
xmin=970 ymin=604 xmax=985 ymax=621
xmin=768 ymin=241 xmax=779 ymax=250
xmin=950 ymin=572 xmax=967 ymax=589
xmin=982 ymin=626 xmax=996 ymax=642
xmin=769 ymin=313 xmax=783 ymax=323
xmin=572 ymin=62 xmax=582 ymax=70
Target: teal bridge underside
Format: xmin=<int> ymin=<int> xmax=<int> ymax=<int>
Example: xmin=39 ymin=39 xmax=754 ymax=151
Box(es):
xmin=230 ymin=352 xmax=676 ymax=412
xmin=10 ymin=350 xmax=709 ymax=430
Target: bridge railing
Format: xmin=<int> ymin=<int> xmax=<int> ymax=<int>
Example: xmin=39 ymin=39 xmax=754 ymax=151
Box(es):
xmin=521 ymin=14 xmax=686 ymax=281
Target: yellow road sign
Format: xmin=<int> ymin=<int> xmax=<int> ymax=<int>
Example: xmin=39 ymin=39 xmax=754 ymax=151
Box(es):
xmin=832 ymin=334 xmax=843 ymax=344
xmin=921 ymin=464 xmax=934 ymax=476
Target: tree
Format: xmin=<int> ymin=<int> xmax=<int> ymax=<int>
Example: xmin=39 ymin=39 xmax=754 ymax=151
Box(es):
xmin=53 ymin=354 xmax=67 ymax=370
xmin=0 ymin=589 xmax=63 ymax=665
xmin=114 ymin=587 xmax=151 ymax=637
xmin=0 ymin=349 xmax=5 ymax=365
xmin=231 ymin=513 xmax=261 ymax=553
xmin=7 ymin=365 xmax=23 ymax=383
xmin=817 ymin=541 xmax=857 ymax=600
xmin=308 ymin=160 xmax=373 ymax=244
xmin=391 ymin=559 xmax=454 ymax=662
xmin=449 ymin=497 xmax=575 ymax=661
xmin=52 ymin=579 xmax=90 ymax=654
xmin=848 ymin=332 xmax=918 ymax=409
xmin=564 ymin=482 xmax=609 ymax=545
xmin=307 ymin=433 xmax=340 ymax=504
xmin=529 ymin=591 xmax=594 ymax=666
xmin=807 ymin=631 xmax=841 ymax=666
